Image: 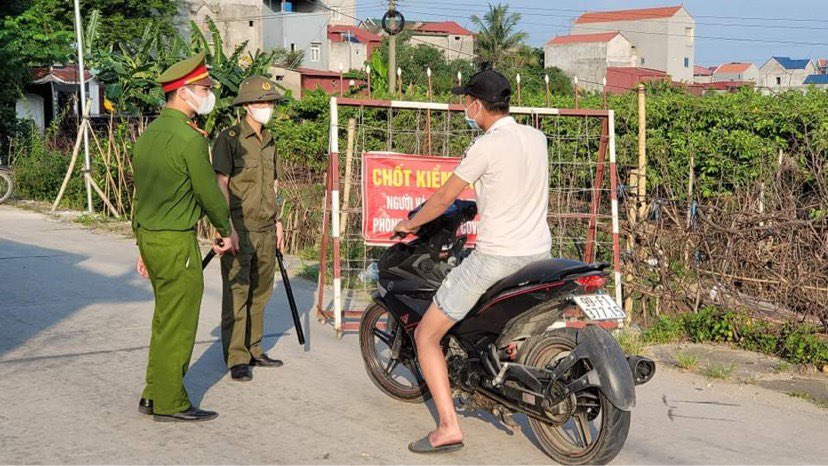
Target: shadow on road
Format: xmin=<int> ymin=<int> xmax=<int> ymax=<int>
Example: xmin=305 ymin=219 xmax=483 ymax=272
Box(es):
xmin=187 ymin=271 xmax=313 ymax=406
xmin=0 ymin=239 xmax=149 ymax=357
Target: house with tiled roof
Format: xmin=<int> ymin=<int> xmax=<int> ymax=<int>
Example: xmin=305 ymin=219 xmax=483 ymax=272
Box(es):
xmin=814 ymin=58 xmax=828 ymax=75
xmin=713 ymin=62 xmax=759 ymax=83
xmin=328 ymin=24 xmax=382 ymax=71
xmin=569 ymin=5 xmax=695 ymax=82
xmin=543 ymin=32 xmax=638 ymax=91
xmin=759 ymin=57 xmax=816 ymax=92
xmin=693 ymin=65 xmax=715 ymax=83
xmin=408 ymin=21 xmax=475 ymax=61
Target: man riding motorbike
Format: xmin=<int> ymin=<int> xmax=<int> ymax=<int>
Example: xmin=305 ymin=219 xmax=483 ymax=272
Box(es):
xmin=392 ymin=68 xmax=552 ymax=453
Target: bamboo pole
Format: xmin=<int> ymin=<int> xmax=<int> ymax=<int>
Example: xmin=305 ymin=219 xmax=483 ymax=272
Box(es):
xmin=637 ymin=84 xmax=647 ymax=220
xmin=52 ymin=119 xmax=86 ymax=211
xmin=340 ymin=118 xmax=356 ymax=237
xmin=88 ymin=175 xmax=120 ymax=217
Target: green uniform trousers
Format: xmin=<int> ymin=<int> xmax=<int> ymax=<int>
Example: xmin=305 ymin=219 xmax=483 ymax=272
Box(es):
xmin=221 ymin=229 xmax=277 ymax=368
xmin=136 ymin=228 xmax=202 ymax=415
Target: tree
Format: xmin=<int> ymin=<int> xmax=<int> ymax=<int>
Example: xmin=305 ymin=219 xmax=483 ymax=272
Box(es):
xmin=471 ymin=3 xmax=528 ymax=70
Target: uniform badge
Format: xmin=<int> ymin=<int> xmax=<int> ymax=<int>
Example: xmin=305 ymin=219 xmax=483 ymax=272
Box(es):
xmin=262 ymin=82 xmax=272 ymax=91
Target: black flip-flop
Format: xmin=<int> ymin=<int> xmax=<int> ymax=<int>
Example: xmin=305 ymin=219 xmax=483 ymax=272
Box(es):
xmin=408 ymin=436 xmax=465 ymax=454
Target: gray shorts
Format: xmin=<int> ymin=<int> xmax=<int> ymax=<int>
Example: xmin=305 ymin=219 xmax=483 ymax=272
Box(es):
xmin=433 ymin=250 xmax=550 ymax=321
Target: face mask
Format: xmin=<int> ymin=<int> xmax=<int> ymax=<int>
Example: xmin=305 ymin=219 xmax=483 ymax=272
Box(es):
xmin=247 ymin=105 xmax=273 ymax=125
xmin=464 ymin=99 xmax=481 ymax=130
xmin=183 ymin=86 xmax=216 ymax=115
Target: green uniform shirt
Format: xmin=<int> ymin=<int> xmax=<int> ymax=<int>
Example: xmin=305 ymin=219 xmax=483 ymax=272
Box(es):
xmin=132 ymin=108 xmax=231 ymax=237
xmin=212 ymin=120 xmax=283 ymax=232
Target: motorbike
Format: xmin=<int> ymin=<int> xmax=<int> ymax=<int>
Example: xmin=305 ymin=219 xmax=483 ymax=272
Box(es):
xmin=358 ymin=200 xmax=655 ymax=465
xmin=0 ymin=153 xmax=13 ymax=204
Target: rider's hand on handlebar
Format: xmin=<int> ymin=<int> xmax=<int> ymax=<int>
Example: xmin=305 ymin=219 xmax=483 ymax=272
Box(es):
xmin=391 ymin=219 xmax=418 ymax=240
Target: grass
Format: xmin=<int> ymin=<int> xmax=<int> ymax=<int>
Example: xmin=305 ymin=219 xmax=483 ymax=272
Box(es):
xmin=702 ymin=362 xmax=738 ymax=380
xmin=773 ymin=361 xmax=791 ymax=374
xmin=787 ymin=392 xmax=828 ymax=409
xmin=675 ymin=352 xmax=699 ymax=371
xmin=616 ymin=331 xmax=644 ymax=356
xmin=298 ymin=263 xmax=319 ymax=282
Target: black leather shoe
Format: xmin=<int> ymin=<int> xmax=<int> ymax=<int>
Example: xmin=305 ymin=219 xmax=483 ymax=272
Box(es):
xmin=153 ymin=407 xmax=218 ymax=423
xmin=231 ymin=364 xmax=253 ymax=381
xmin=250 ymin=353 xmax=284 ymax=368
xmin=138 ymin=398 xmax=153 ymax=415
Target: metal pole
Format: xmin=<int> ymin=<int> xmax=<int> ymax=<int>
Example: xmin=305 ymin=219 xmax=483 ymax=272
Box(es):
xmin=608 ymin=110 xmax=623 ymax=309
xmin=388 ymin=0 xmax=397 ymax=95
xmin=73 ymin=0 xmax=93 ymax=213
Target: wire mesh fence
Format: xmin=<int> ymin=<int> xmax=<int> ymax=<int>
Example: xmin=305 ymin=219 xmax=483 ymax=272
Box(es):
xmin=317 ymin=98 xmax=630 ymax=335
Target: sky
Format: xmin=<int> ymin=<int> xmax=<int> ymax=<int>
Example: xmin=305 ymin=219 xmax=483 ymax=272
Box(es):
xmin=357 ymin=0 xmax=828 ymax=67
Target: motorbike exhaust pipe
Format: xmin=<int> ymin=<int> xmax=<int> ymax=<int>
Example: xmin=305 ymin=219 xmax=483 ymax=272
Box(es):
xmin=627 ymin=356 xmax=656 ymax=385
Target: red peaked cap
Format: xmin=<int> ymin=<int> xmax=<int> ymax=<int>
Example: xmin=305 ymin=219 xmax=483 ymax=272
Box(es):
xmin=158 ymin=52 xmax=213 ymax=92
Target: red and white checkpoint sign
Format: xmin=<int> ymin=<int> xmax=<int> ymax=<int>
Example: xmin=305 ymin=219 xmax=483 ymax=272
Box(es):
xmin=361 ymin=152 xmax=479 ymax=246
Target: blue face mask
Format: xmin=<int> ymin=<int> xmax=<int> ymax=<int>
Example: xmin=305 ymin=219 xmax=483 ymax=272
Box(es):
xmin=464 ymin=100 xmax=481 ymax=131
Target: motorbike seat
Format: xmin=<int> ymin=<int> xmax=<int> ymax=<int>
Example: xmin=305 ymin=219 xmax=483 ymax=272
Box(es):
xmin=477 ymin=259 xmax=607 ymax=305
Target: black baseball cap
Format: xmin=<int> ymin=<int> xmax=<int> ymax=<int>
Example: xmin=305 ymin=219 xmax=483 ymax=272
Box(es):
xmin=451 ymin=69 xmax=511 ymax=103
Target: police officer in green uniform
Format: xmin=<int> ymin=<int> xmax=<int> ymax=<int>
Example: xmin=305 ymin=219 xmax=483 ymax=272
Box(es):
xmin=212 ymin=76 xmax=285 ymax=382
xmin=133 ymin=51 xmax=233 ymax=422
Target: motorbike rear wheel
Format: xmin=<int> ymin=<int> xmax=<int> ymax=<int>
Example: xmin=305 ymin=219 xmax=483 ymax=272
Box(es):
xmin=522 ymin=331 xmax=631 ymax=465
xmin=0 ymin=169 xmax=13 ymax=204
xmin=359 ymin=303 xmax=430 ymax=403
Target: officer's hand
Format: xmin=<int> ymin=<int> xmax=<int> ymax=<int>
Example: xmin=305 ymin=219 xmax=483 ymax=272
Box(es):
xmin=213 ymin=237 xmax=233 ymax=255
xmin=276 ymin=220 xmax=285 ymax=253
xmin=136 ymin=255 xmax=149 ymax=279
xmin=230 ymin=229 xmax=240 ymax=255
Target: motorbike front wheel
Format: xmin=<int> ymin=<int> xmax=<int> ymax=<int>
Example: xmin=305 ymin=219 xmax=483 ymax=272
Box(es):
xmin=521 ymin=331 xmax=631 ymax=465
xmin=359 ymin=303 xmax=430 ymax=403
xmin=0 ymin=169 xmax=13 ymax=204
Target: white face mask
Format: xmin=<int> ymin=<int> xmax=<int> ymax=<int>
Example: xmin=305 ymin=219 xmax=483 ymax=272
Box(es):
xmin=183 ymin=86 xmax=216 ymax=115
xmin=247 ymin=105 xmax=273 ymax=125
xmin=464 ymin=99 xmax=481 ymax=130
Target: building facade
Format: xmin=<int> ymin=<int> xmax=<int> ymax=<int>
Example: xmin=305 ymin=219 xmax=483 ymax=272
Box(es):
xmin=328 ymin=24 xmax=381 ymax=71
xmin=409 ymin=21 xmax=475 ymax=61
xmin=713 ymin=62 xmax=759 ymax=83
xmin=183 ymin=0 xmax=264 ymax=55
xmin=543 ymin=32 xmax=638 ymax=92
xmin=570 ymin=5 xmax=695 ymax=82
xmin=759 ymin=57 xmax=816 ymax=92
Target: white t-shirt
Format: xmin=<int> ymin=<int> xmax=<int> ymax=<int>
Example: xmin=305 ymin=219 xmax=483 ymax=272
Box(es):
xmin=454 ymin=116 xmax=552 ymax=257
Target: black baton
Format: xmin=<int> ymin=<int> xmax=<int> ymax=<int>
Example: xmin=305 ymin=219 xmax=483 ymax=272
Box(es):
xmin=202 ymin=239 xmax=224 ymax=269
xmin=276 ymin=249 xmax=306 ymax=345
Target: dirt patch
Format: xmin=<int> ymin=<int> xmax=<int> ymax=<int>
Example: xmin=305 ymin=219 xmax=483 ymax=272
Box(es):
xmin=647 ymin=342 xmax=828 ymax=407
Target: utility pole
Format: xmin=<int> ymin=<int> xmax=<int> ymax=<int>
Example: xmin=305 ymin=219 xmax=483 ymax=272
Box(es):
xmin=72 ymin=0 xmax=93 ymax=213
xmin=388 ymin=0 xmax=397 ymax=94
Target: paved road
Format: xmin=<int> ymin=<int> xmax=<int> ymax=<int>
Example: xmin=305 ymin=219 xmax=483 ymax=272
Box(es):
xmin=1 ymin=205 xmax=826 ymax=464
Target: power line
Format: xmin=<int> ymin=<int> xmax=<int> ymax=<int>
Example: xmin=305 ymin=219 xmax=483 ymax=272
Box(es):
xmin=406 ymin=2 xmax=828 ymax=32
xmin=401 ymin=8 xmax=828 ymax=48
xmin=392 ymin=1 xmax=828 ymax=25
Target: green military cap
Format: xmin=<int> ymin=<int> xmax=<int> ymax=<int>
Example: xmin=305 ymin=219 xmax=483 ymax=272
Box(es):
xmin=232 ymin=75 xmax=282 ymax=105
xmin=158 ymin=51 xmax=213 ymax=92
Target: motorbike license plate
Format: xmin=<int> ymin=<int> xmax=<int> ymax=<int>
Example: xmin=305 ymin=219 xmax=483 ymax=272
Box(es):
xmin=573 ymin=295 xmax=627 ymax=321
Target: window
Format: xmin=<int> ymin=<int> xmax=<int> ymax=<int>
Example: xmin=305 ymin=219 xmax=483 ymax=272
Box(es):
xmin=640 ymin=57 xmax=646 ymax=65
xmin=454 ymin=36 xmax=461 ymax=41
xmin=248 ymin=20 xmax=254 ymax=27
xmin=310 ymin=42 xmax=321 ymax=62
xmin=331 ymin=8 xmax=341 ymax=20
xmin=685 ymin=27 xmax=694 ymax=45
xmin=776 ymin=77 xmax=782 ymax=86
xmin=684 ymin=57 xmax=689 ymax=68
xmin=290 ymin=43 xmax=295 ymax=52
